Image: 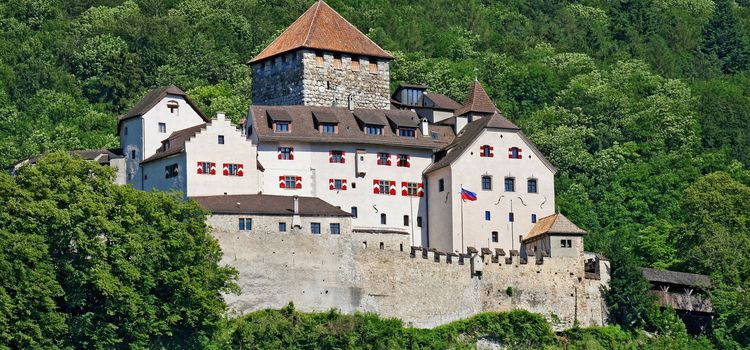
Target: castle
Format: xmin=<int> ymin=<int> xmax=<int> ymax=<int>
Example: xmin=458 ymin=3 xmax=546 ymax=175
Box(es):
xmin=31 ymin=0 xmax=612 ymax=329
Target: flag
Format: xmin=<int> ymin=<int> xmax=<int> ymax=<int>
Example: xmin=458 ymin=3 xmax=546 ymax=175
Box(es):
xmin=461 ymin=187 xmax=477 ymax=201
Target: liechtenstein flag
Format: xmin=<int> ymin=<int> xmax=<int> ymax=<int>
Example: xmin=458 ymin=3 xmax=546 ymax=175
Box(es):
xmin=460 ymin=188 xmax=477 ymax=201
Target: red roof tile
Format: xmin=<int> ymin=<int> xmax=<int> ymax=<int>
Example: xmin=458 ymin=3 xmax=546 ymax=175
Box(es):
xmin=249 ymin=1 xmax=393 ymax=64
xmin=454 ymin=80 xmax=497 ymax=116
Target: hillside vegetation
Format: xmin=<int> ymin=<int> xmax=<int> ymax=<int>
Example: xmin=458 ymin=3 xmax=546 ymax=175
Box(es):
xmin=1 ymin=0 xmax=749 ymax=348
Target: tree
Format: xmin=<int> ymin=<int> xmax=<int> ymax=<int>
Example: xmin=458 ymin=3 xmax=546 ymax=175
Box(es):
xmin=0 ymin=153 xmax=238 ymax=348
xmin=701 ymin=0 xmax=750 ymax=74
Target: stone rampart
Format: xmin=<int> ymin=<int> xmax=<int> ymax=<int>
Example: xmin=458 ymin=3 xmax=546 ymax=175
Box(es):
xmin=214 ymin=229 xmax=609 ymax=330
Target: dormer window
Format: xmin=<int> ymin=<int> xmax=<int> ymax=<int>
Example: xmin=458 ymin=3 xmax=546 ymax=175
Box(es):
xmin=398 ymin=128 xmax=416 ymax=138
xmin=167 ymin=100 xmax=179 ymax=114
xmin=276 ymin=122 xmax=290 ymax=132
xmin=321 ymin=123 xmax=336 ymax=134
xmin=366 ymin=125 xmax=383 ymax=135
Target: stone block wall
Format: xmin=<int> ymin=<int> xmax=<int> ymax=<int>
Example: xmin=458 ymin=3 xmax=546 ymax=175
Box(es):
xmin=250 ymin=49 xmax=391 ymax=109
xmin=213 ymin=227 xmax=610 ymax=330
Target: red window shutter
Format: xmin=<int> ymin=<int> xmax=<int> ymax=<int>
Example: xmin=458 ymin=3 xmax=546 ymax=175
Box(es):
xmin=295 ymin=176 xmax=302 ymax=189
xmin=278 ymin=148 xmax=282 ymax=160
xmin=401 ymin=182 xmax=408 ymax=196
xmin=210 ymin=162 xmax=216 ymax=175
xmin=197 ymin=162 xmax=203 ymax=174
xmin=340 ymin=151 xmax=345 ymax=163
xmin=518 ymin=148 xmax=522 ymax=158
xmin=237 ymin=164 xmax=244 ymax=177
xmin=386 ymin=155 xmax=392 ymax=166
xmin=329 ymin=178 xmax=334 ymax=190
xmin=489 ymin=146 xmax=494 ymax=157
xmin=418 ymin=183 xmax=424 ymax=197
xmin=279 ymin=176 xmax=285 ymax=188
xmin=342 ymin=179 xmax=347 ymax=190
xmin=329 ymin=151 xmax=333 ymax=163
xmin=480 ymin=146 xmax=486 ymax=157
xmin=373 ymin=180 xmax=380 ymax=194
xmin=508 ymin=147 xmax=513 ymax=159
xmin=406 ymin=155 xmax=411 ymax=167
xmin=289 ymin=148 xmax=294 ymax=160
xmin=222 ymin=163 xmax=229 ymax=176
xmin=389 ymin=181 xmax=396 ymax=195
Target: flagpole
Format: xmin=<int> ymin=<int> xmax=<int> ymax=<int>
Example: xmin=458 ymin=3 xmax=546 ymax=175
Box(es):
xmin=460 ymin=184 xmax=465 ymax=253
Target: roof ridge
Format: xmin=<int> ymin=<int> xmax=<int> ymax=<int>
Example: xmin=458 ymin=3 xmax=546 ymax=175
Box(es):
xmin=302 ymin=1 xmax=322 ymax=47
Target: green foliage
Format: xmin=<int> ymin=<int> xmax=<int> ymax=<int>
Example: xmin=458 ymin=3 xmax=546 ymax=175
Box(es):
xmin=0 ymin=153 xmax=238 ymax=349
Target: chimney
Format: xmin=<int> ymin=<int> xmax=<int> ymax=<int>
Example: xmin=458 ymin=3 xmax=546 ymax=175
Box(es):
xmin=420 ymin=118 xmax=430 ymax=137
xmin=347 ymin=94 xmax=355 ymax=111
xmin=216 ymin=111 xmax=226 ymax=121
xmin=293 ymin=195 xmax=299 ymax=215
xmin=292 ymin=195 xmax=302 ymax=229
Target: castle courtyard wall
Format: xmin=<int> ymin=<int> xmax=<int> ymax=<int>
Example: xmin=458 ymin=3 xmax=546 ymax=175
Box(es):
xmin=213 ymin=227 xmax=609 ymax=330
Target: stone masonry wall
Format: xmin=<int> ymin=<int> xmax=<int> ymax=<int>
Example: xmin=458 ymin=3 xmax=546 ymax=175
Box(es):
xmin=251 ymin=52 xmax=305 ymax=106
xmin=214 ymin=228 xmax=610 ymax=330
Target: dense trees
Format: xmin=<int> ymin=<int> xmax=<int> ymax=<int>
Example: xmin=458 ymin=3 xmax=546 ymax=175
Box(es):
xmin=0 ymin=0 xmax=749 ymax=347
xmin=0 ymin=153 xmax=237 ymax=348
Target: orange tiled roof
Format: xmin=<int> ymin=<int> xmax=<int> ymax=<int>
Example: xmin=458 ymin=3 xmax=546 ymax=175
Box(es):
xmin=454 ymin=80 xmax=497 ymax=116
xmin=249 ymin=1 xmax=393 ymax=64
xmin=523 ymin=214 xmax=586 ymax=242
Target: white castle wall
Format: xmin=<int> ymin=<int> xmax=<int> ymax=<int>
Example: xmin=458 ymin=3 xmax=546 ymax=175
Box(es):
xmin=213 ymin=227 xmax=610 ymax=330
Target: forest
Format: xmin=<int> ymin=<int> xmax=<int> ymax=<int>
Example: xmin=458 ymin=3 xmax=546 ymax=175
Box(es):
xmin=0 ymin=0 xmax=749 ymax=348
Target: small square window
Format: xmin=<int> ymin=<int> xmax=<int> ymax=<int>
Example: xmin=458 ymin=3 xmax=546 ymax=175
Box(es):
xmin=218 ymin=135 xmax=225 ymax=144
xmin=561 ymin=239 xmax=572 ymax=248
xmin=239 ymin=218 xmax=252 ymax=231
xmin=276 ymin=122 xmax=290 ymax=132
xmin=485 ymin=211 xmax=491 ymax=221
xmin=279 ymin=222 xmax=287 ymax=232
xmin=505 ymin=177 xmax=515 ymax=192
xmin=378 ymin=180 xmax=390 ymax=195
xmin=333 ymin=179 xmax=343 ymax=190
xmin=528 ymin=179 xmax=538 ymax=193
xmin=159 ymin=122 xmax=166 ymax=133
xmin=491 ymin=231 xmax=498 ymax=243
xmin=438 ymin=179 xmax=445 ymax=192
xmin=330 ymin=223 xmax=340 ymax=235
xmin=322 ymin=124 xmax=336 ymax=134
xmin=351 ymin=206 xmax=358 ymax=218
xmin=331 ymin=150 xmax=343 ymax=163
xmin=279 ymin=147 xmax=293 ymax=160
xmin=508 ymin=212 xmax=514 ymax=222
xmin=482 ymin=176 xmax=492 ymax=190
xmin=284 ymin=176 xmax=296 ymax=189
xmin=311 ymin=223 xmax=321 ymax=234
xmin=531 ymin=214 xmax=537 ymax=223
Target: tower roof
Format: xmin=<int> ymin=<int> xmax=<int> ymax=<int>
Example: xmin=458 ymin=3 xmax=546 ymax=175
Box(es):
xmin=454 ymin=80 xmax=497 ymax=116
xmin=523 ymin=214 xmax=587 ymax=242
xmin=249 ymin=1 xmax=393 ymax=64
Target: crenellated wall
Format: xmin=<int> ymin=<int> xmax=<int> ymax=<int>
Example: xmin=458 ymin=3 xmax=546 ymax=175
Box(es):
xmin=214 ymin=228 xmax=610 ymax=330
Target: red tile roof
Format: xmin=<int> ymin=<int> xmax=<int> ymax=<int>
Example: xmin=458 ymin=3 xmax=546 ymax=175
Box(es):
xmin=523 ymin=214 xmax=586 ymax=242
xmin=249 ymin=0 xmax=393 ymax=64
xmin=454 ymin=80 xmax=497 ymax=116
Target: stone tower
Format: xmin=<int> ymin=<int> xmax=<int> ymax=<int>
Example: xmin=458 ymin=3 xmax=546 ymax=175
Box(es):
xmin=248 ymin=1 xmax=393 ymax=110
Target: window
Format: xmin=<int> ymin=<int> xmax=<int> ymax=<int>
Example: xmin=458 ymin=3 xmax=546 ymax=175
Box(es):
xmin=406 ymin=182 xmax=419 ymax=196
xmin=491 ymin=231 xmax=498 ymax=243
xmin=333 ymin=54 xmax=342 ymax=69
xmin=321 ymin=123 xmax=336 ymax=134
xmin=279 ymin=222 xmax=287 ymax=232
xmin=378 ymin=180 xmax=390 ymax=194
xmin=130 ymin=150 xmax=136 ymax=159
xmin=380 ymin=213 xmax=387 ymax=225
xmin=403 ymin=215 xmax=409 ymax=226
xmin=275 ymin=122 xmax=289 ymax=132
xmin=225 ymin=163 xmax=241 ymax=176
xmin=165 ymin=164 xmax=179 ymax=179
xmin=351 ymin=57 xmax=360 ymax=71
xmin=351 ymin=206 xmax=358 ymax=218
xmin=561 ymin=239 xmax=572 ymax=248
xmin=198 ymin=161 xmax=212 ymax=175
xmin=481 ymin=176 xmax=492 ymax=190
xmin=431 ymin=132 xmax=438 ymax=140
xmin=480 ymin=145 xmax=493 ymax=157
xmin=239 ymin=218 xmax=252 ymax=231
xmin=333 ymin=179 xmax=343 ymax=190
xmin=330 ymin=223 xmax=341 ymax=235
xmin=485 ymin=211 xmax=491 ymax=221
xmin=159 ymin=122 xmax=166 ymax=133
xmin=377 ymin=152 xmax=390 ymax=165
xmin=284 ymin=176 xmax=296 ymax=188
xmin=531 ymin=214 xmax=537 ymax=223
xmin=279 ymin=147 xmax=293 ymax=160
xmin=396 ymin=154 xmax=409 ymax=167
xmin=527 ymin=179 xmax=538 ymax=193
xmin=416 ymin=216 xmax=422 ymax=227
xmin=509 ymin=147 xmax=522 ymax=159
xmin=369 ymin=61 xmax=378 ymax=74
xmin=218 ymin=135 xmax=225 ymax=144
xmin=505 ymin=177 xmax=515 ymax=192
xmin=167 ymin=100 xmax=179 ymax=113
xmin=124 ymin=127 xmax=128 ymax=136
xmin=438 ymin=179 xmax=445 ymax=192
xmin=509 ymin=212 xmax=515 ymax=222
xmin=399 ymin=128 xmax=416 ymax=137
xmin=311 ymin=223 xmax=321 ymax=234
xmin=366 ymin=125 xmax=383 ymax=135
xmin=315 ymin=52 xmax=324 ymax=66
xmin=330 ymin=150 xmax=343 ymax=163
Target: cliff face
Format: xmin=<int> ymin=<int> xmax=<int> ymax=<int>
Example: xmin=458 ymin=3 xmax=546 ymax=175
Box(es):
xmin=212 ymin=226 xmax=610 ymax=329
